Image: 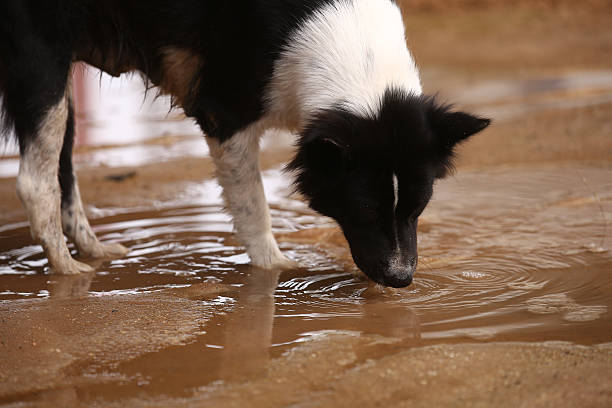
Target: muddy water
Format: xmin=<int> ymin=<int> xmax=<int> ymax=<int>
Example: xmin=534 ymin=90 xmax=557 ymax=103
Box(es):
xmin=1 ymin=68 xmax=612 ymax=405
xmin=1 ymin=163 xmax=611 ymax=404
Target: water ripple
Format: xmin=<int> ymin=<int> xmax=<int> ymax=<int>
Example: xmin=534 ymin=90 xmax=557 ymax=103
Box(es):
xmin=0 ymin=166 xmax=610 ymax=343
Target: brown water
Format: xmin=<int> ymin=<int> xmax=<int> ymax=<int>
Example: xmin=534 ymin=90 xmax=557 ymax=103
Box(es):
xmin=1 ymin=69 xmax=612 ymax=405
xmin=1 ymin=164 xmax=611 ymax=404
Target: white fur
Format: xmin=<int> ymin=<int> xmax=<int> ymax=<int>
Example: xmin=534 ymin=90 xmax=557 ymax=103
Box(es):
xmin=267 ymin=0 xmax=422 ymax=129
xmin=16 ymin=90 xmax=93 ymax=275
xmin=61 ymin=180 xmax=128 ymax=259
xmin=392 ymin=173 xmax=399 ymax=211
xmin=205 ymin=122 xmax=293 ymax=269
xmin=391 ymin=173 xmax=402 ymax=263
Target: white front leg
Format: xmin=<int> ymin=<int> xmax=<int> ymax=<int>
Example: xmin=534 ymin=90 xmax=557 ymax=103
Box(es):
xmin=206 ymin=125 xmax=292 ymax=269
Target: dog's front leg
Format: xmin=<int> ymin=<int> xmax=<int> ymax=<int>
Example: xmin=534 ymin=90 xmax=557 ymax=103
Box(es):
xmin=206 ymin=126 xmax=293 ymax=269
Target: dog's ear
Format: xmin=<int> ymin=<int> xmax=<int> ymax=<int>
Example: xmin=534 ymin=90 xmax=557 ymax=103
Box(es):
xmin=429 ymin=105 xmax=490 ymax=153
xmin=294 ymin=130 xmax=349 ymax=175
xmin=427 ymin=101 xmax=490 ymax=177
xmin=287 ymin=128 xmax=350 ymax=198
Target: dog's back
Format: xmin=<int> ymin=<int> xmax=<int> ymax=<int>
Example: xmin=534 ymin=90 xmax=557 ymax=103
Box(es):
xmin=1 ymin=0 xmax=346 ymax=142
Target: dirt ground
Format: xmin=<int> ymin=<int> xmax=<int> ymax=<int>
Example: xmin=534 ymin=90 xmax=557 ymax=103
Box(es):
xmin=1 ymin=2 xmax=612 ymax=407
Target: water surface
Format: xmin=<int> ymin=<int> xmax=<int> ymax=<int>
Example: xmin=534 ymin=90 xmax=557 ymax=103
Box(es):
xmin=1 ymin=164 xmax=610 ymax=404
xmin=1 ymin=69 xmax=611 ymax=405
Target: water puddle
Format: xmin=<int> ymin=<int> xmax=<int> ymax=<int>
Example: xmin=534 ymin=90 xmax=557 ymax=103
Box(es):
xmin=0 ymin=164 xmax=610 ymax=404
xmin=1 ymin=68 xmax=612 ymax=405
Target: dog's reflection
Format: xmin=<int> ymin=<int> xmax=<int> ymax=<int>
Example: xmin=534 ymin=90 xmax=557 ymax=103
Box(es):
xmin=218 ymin=269 xmax=421 ymax=382
xmin=47 ymin=270 xmax=96 ymax=299
xmin=220 ymin=268 xmax=280 ymax=381
xmin=360 ymin=298 xmax=421 ymax=342
xmin=43 ymin=264 xmax=421 ymax=386
xmin=46 ymin=257 xmax=109 ymax=299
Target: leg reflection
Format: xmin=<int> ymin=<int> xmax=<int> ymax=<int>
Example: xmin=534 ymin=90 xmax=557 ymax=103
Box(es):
xmin=220 ymin=268 xmax=280 ymax=381
xmin=48 ymin=270 xmax=95 ymax=299
xmin=362 ymin=299 xmax=422 ymax=342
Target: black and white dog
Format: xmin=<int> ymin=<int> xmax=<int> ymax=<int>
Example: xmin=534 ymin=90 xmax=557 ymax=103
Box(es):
xmin=0 ymin=0 xmax=489 ymax=287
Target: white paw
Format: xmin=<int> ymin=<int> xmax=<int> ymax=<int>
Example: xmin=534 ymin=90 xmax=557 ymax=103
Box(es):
xmin=250 ymin=251 xmax=298 ymax=271
xmin=83 ymin=242 xmax=129 ymax=259
xmin=272 ymin=256 xmax=299 ymax=270
xmin=50 ymin=256 xmax=94 ymax=275
xmin=243 ymin=233 xmax=298 ymax=270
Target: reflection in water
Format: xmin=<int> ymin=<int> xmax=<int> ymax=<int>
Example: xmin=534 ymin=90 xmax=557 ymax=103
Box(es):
xmin=48 ymin=272 xmax=96 ymax=299
xmin=367 ymin=300 xmax=421 ymax=341
xmin=220 ymin=268 xmax=279 ymax=381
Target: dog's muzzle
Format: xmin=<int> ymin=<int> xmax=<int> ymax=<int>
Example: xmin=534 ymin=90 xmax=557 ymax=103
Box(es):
xmin=380 ymin=258 xmax=416 ymax=288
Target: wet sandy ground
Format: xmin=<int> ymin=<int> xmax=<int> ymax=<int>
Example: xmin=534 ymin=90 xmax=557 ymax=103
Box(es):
xmin=2 ymin=2 xmax=612 ymax=407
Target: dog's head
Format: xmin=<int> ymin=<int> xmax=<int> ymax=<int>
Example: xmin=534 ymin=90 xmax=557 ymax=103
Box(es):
xmin=289 ymin=90 xmax=490 ymax=287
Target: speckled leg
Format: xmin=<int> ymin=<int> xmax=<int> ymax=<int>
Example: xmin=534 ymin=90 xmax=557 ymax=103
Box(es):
xmin=60 ymin=182 xmax=129 ymax=259
xmin=206 ymin=124 xmax=294 ymax=269
xmin=16 ymin=89 xmax=93 ymax=275
xmin=59 ymin=93 xmax=128 ymax=260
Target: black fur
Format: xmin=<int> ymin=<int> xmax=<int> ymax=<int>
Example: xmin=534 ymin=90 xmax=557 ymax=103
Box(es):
xmin=289 ymin=90 xmax=490 ymax=287
xmin=59 ymin=100 xmax=75 ymax=208
xmin=0 ymin=0 xmax=338 ymax=145
xmin=0 ymin=1 xmax=72 ymax=151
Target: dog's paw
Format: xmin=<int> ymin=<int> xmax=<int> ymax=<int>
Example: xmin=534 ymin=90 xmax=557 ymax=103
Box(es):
xmin=51 ymin=257 xmax=94 ymax=275
xmin=246 ymin=233 xmax=298 ymax=270
xmin=275 ymin=256 xmax=299 ymax=270
xmin=250 ymin=252 xmax=299 ymax=271
xmin=99 ymin=242 xmax=129 ymax=258
xmin=84 ymin=242 xmax=129 ymax=260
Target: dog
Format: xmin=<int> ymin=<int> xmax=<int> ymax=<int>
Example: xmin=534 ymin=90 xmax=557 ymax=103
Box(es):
xmin=0 ymin=0 xmax=489 ymax=288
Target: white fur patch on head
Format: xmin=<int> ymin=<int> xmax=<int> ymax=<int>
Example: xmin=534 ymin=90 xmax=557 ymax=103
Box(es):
xmin=392 ymin=173 xmax=399 ymax=211
xmin=267 ymin=0 xmax=422 ymax=128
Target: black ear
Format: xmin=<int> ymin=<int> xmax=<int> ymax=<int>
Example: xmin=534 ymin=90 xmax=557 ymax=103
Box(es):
xmin=428 ymin=104 xmax=491 ymax=153
xmin=287 ymin=127 xmax=350 ymax=199
xmin=426 ymin=101 xmax=490 ymax=178
xmin=291 ymin=132 xmax=349 ymax=175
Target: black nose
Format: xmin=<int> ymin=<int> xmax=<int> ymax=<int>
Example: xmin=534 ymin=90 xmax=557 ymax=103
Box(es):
xmin=381 ymin=258 xmax=416 ymax=288
xmin=381 ymin=271 xmax=413 ymax=288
